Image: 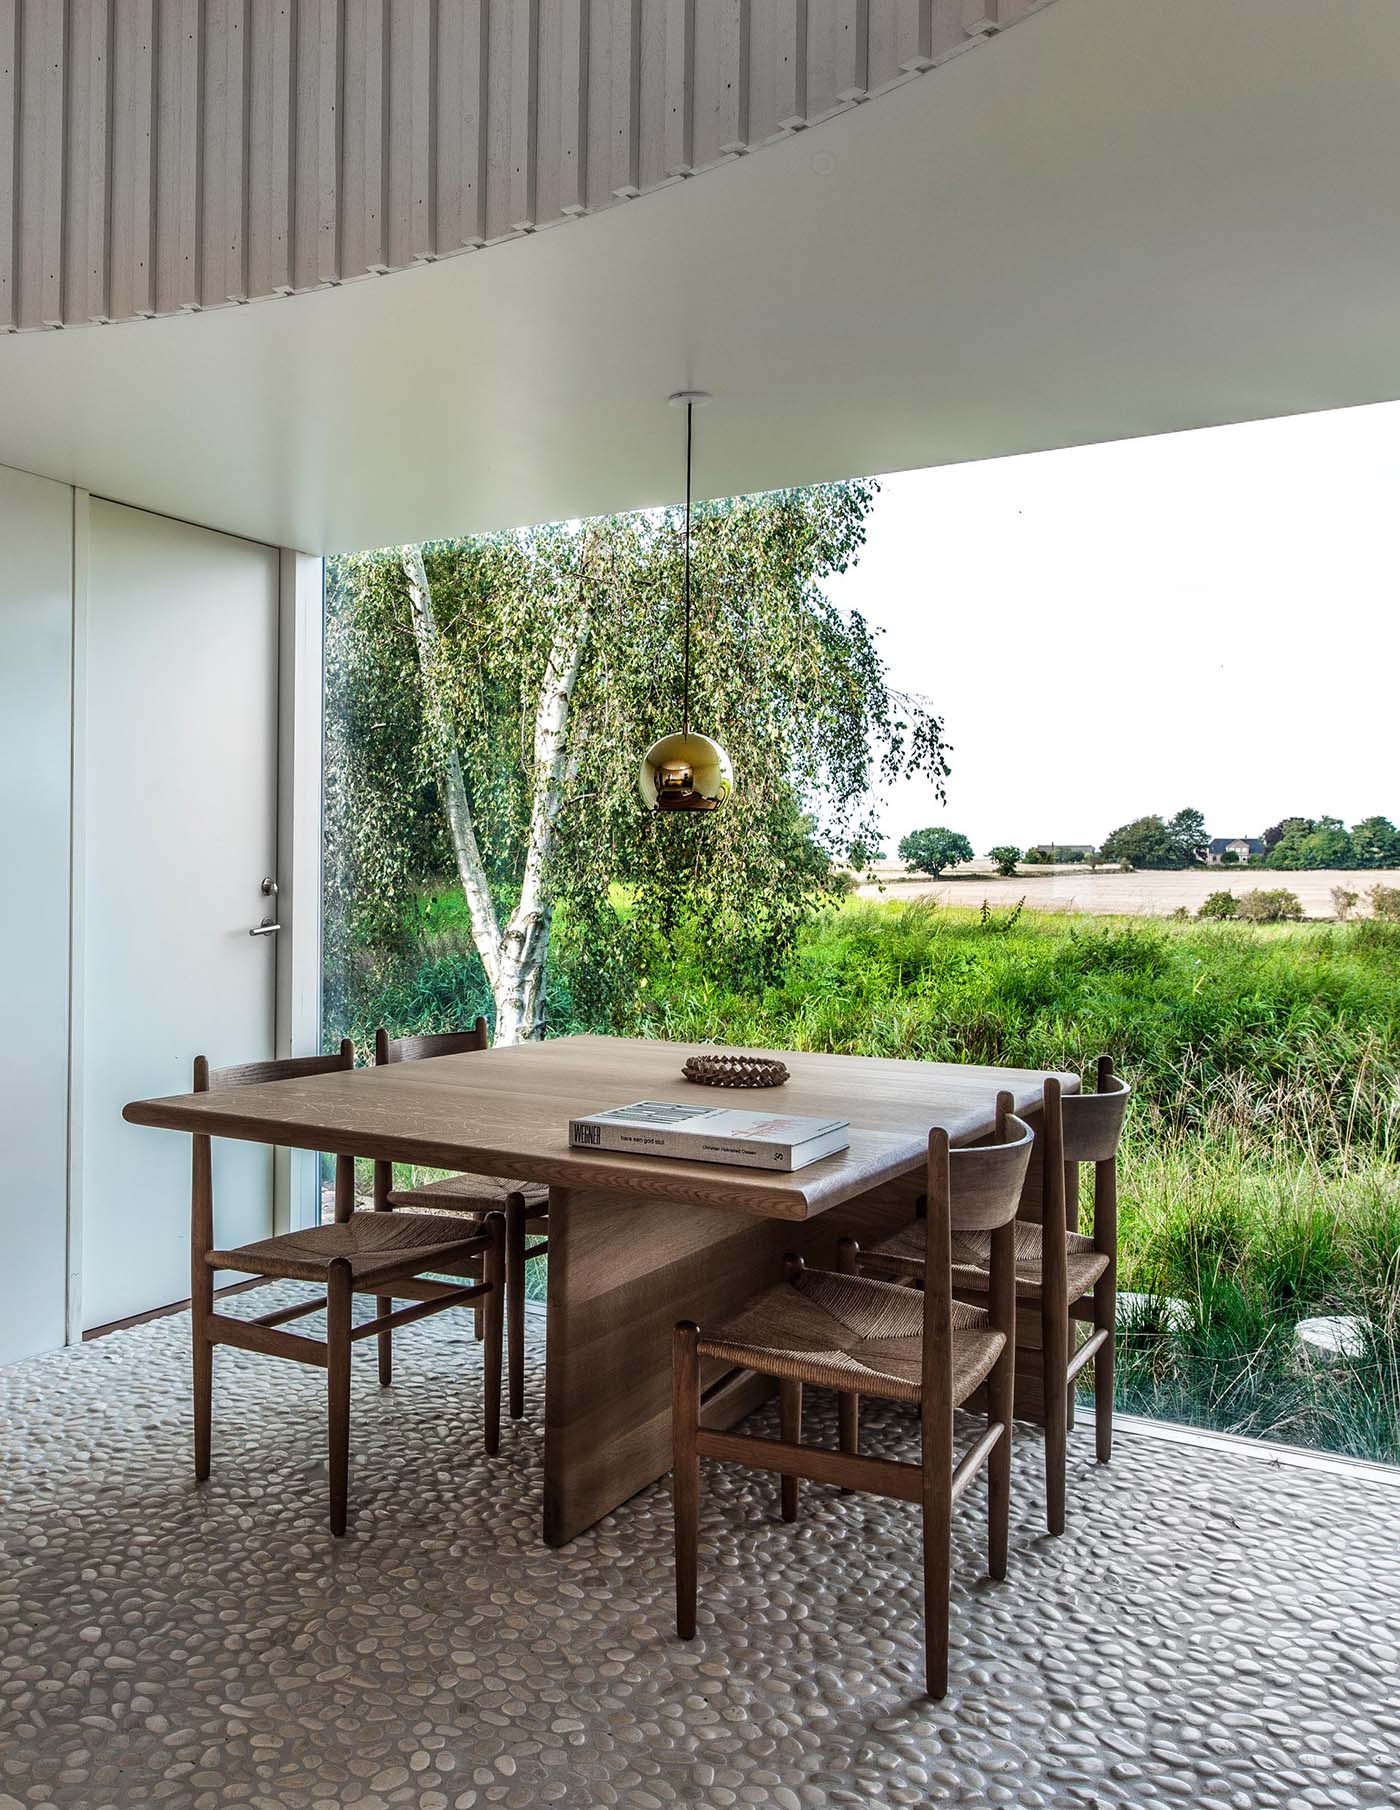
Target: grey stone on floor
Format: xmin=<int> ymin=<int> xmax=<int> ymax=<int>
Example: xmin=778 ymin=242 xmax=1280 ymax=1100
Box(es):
xmin=2 ymin=1286 xmax=1398 ymax=1810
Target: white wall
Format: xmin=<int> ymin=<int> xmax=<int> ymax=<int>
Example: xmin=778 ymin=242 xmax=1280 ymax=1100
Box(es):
xmin=0 ymin=464 xmax=73 ymax=1363
xmin=0 ymin=467 xmax=323 ymax=1364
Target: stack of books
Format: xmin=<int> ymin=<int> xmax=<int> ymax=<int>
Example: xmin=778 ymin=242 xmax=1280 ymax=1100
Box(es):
xmin=569 ymin=1099 xmax=850 ymax=1173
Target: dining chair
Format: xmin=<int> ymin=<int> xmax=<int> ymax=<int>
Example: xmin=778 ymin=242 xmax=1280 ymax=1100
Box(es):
xmin=190 ymin=1042 xmax=503 ymax=1535
xmin=843 ymin=1057 xmax=1130 ymax=1535
xmin=372 ymin=1019 xmax=549 ymax=1419
xmin=672 ymin=1095 xmax=1032 ymax=1700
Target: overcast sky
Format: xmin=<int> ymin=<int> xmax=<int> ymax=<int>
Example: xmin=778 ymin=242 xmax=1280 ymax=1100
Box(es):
xmin=820 ymin=401 xmax=1399 ymax=857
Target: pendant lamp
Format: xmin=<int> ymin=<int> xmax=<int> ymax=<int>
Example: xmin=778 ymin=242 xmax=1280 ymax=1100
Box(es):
xmin=638 ymin=393 xmax=734 ymax=814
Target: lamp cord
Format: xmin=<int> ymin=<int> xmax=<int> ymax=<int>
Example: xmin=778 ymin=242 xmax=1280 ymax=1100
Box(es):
xmin=682 ymin=399 xmax=692 ymax=739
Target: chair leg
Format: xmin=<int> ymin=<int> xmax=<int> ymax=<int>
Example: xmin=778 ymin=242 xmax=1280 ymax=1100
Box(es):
xmin=1043 ymin=1291 xmax=1069 ymax=1537
xmin=835 ymin=1236 xmax=860 ymax=1472
xmin=839 ymin=1390 xmax=860 ymax=1465
xmin=1094 ymin=1273 xmax=1115 ymax=1464
xmin=922 ymin=1453 xmax=952 ymax=1701
xmin=192 ymin=1328 xmax=213 ymax=1483
xmin=326 ymin=1259 xmax=353 ymax=1536
xmin=482 ymin=1217 xmax=504 ymax=1457
xmin=372 ymin=1162 xmax=393 ymax=1386
xmin=376 ymin=1295 xmax=393 ymax=1386
xmin=986 ymin=1347 xmax=1013 ymax=1582
xmin=673 ymin=1322 xmax=700 ymax=1640
xmin=506 ymin=1198 xmax=527 ymax=1420
xmin=779 ymin=1380 xmax=802 ymax=1523
xmin=191 ymin=1130 xmax=214 ymax=1483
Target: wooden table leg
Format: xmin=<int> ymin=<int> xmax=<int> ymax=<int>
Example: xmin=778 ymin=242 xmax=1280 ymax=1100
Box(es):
xmin=542 ymin=1178 xmax=920 ymax=1547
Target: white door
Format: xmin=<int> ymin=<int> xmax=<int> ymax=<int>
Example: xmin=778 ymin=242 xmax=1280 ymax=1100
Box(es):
xmin=80 ymin=500 xmax=280 ymax=1331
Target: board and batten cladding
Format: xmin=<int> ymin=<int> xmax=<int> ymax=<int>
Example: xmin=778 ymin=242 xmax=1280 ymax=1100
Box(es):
xmin=0 ymin=0 xmax=1048 ymax=333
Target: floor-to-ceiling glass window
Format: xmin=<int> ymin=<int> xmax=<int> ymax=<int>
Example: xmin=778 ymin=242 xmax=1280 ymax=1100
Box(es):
xmin=323 ymin=406 xmax=1400 ymax=1460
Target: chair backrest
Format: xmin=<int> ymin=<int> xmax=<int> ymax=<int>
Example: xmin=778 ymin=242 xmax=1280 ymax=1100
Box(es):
xmin=196 ymin=1041 xmax=355 ymax=1094
xmin=922 ymin=1091 xmax=1034 ymax=1404
xmin=371 ymin=1019 xmax=489 ymax=1210
xmin=1059 ymin=1054 xmax=1131 ymax=1164
xmin=374 ymin=1017 xmax=489 ymax=1066
xmin=190 ymin=1041 xmax=356 ymax=1240
xmin=1042 ymin=1057 xmax=1130 ymax=1262
xmin=946 ymin=1107 xmax=1036 ymax=1232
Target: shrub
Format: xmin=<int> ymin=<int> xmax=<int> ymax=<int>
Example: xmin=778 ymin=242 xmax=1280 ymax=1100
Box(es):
xmin=1368 ymin=884 xmax=1400 ymax=922
xmin=1198 ymin=891 xmax=1239 ymax=921
xmin=1236 ymin=888 xmax=1303 ymax=923
xmin=1221 ymin=849 xmax=1240 ymax=866
xmin=987 ymin=845 xmax=1021 ymax=877
xmin=1332 ymin=887 xmax=1360 ymax=922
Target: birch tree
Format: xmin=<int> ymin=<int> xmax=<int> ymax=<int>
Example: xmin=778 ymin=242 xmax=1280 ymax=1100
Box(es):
xmin=400 ymin=543 xmax=586 ymax=1041
xmin=324 ymin=485 xmax=950 ymax=1044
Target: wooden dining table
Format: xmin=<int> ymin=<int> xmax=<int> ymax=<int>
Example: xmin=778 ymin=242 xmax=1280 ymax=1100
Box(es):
xmin=124 ymin=1035 xmax=1077 ymax=1545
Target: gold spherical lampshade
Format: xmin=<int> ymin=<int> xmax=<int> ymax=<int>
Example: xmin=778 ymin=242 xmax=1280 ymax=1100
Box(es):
xmin=638 ymin=731 xmax=733 ymax=814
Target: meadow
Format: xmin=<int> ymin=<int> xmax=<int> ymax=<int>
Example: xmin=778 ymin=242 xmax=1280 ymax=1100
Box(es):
xmin=332 ymin=899 xmax=1400 ymax=1464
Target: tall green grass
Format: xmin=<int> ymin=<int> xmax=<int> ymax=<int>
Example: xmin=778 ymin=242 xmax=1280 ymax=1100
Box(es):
xmin=626 ymin=902 xmax=1400 ymax=1462
xmin=332 ymin=898 xmax=1400 ymax=1462
xmin=632 ymin=901 xmax=1399 ymax=1140
xmin=1110 ymin=1113 xmax=1400 ymax=1460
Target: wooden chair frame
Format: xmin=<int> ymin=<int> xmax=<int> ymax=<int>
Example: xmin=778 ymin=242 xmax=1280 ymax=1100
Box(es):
xmin=373 ymin=1017 xmax=549 ymax=1419
xmin=843 ymin=1055 xmax=1130 ymax=1535
xmin=673 ymin=1093 xmax=1031 ymax=1700
xmin=1039 ymin=1055 xmax=1129 ymax=1531
xmin=191 ymin=1041 xmax=503 ymax=1535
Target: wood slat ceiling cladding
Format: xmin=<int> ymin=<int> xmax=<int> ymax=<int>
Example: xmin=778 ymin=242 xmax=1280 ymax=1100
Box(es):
xmin=0 ymin=0 xmax=1046 ymax=335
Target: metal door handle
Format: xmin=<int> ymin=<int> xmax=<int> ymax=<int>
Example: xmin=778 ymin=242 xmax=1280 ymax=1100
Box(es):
xmin=249 ymin=919 xmax=281 ymax=936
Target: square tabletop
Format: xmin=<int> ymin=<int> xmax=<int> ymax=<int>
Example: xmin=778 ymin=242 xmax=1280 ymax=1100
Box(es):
xmin=124 ymin=1034 xmax=1076 ymax=1221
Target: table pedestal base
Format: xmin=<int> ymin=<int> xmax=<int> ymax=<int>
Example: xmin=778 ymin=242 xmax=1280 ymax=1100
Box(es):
xmin=542 ymin=1176 xmax=921 ymax=1546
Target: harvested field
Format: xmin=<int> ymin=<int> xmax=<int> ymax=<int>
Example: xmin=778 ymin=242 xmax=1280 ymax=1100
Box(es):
xmin=856 ymin=862 xmax=1400 ymax=919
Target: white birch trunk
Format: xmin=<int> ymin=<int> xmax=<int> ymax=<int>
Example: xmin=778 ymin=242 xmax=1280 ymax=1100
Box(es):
xmin=401 ymin=547 xmax=502 ymax=989
xmin=492 ymin=619 xmax=588 ymax=1041
xmin=400 ymin=545 xmax=588 ymax=1044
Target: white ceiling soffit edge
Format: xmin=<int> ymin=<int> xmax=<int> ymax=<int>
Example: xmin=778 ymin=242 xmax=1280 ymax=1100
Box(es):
xmin=0 ymin=0 xmax=1053 ymax=333
xmin=2 ymin=0 xmax=1399 ymax=556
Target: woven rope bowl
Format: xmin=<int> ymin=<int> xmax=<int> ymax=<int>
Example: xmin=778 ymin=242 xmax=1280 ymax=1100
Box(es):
xmin=682 ymin=1054 xmax=789 ymax=1089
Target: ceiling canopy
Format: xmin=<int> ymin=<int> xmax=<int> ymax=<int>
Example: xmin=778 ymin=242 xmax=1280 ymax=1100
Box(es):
xmin=2 ymin=0 xmax=1399 ymax=554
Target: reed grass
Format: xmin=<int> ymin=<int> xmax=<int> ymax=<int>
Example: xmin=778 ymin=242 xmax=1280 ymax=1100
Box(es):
xmin=334 ymin=897 xmax=1400 ymax=1462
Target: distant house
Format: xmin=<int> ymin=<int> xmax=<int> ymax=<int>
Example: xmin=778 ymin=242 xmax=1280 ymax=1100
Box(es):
xmin=1026 ymin=843 xmax=1097 ymax=863
xmin=1207 ymin=836 xmax=1264 ymax=865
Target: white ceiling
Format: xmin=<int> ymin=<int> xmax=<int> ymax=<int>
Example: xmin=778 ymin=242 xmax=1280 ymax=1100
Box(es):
xmin=3 ymin=0 xmax=1400 ymax=555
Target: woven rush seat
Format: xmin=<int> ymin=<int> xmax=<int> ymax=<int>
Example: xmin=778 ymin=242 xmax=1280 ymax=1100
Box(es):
xmin=872 ymin=1218 xmax=1110 ymax=1301
xmin=209 ymin=1212 xmax=486 ymax=1288
xmin=386 ymin=1172 xmax=549 ymax=1216
xmin=700 ymin=1267 xmax=1004 ymax=1407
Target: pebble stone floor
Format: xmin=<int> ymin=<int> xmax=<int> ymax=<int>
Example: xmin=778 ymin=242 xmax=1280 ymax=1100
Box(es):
xmin=2 ymin=1288 xmax=1399 ymax=1810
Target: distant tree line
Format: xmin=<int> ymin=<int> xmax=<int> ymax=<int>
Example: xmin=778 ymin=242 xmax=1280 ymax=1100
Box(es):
xmin=894 ymin=808 xmax=1400 ymax=879
xmin=1100 ymin=809 xmax=1208 ymax=870
xmin=1256 ymin=815 xmax=1400 ymax=870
